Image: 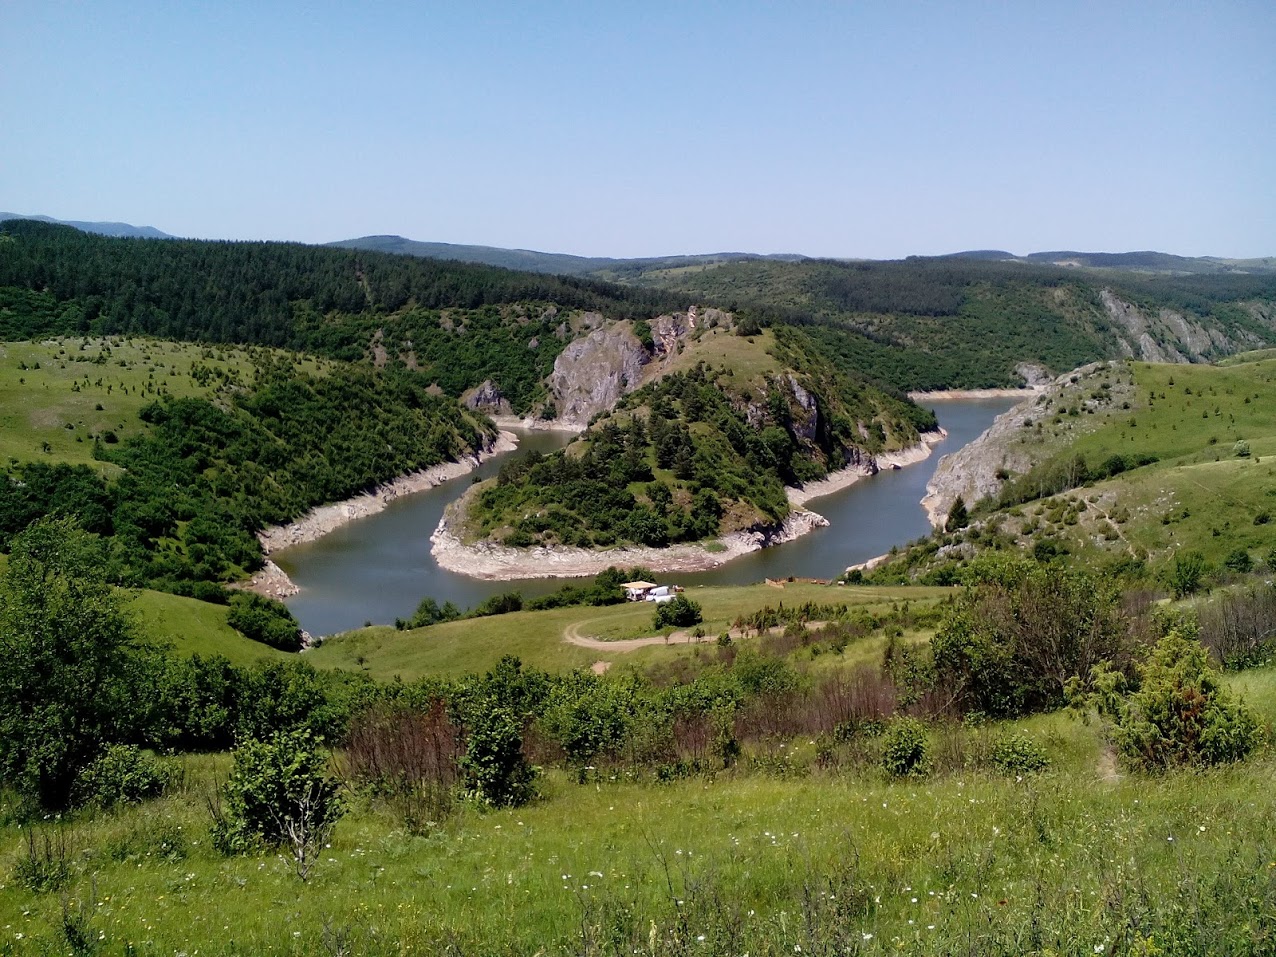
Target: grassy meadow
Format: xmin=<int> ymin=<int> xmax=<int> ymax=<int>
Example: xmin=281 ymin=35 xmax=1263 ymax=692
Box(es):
xmin=3 ymin=665 xmax=1276 ymax=956
xmin=0 ymin=337 xmax=326 ymax=468
xmin=307 ymin=582 xmax=951 ymax=680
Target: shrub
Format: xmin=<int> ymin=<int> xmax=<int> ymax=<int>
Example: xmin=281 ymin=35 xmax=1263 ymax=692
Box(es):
xmin=459 ymin=707 xmax=537 ymax=808
xmin=74 ymin=744 xmax=173 ymax=808
xmin=880 ymin=717 xmax=930 ymax=777
xmin=1224 ymin=549 xmax=1254 ymax=573
xmin=1089 ymin=629 xmax=1263 ymax=771
xmin=991 ymin=733 xmax=1051 ymax=775
xmin=1165 ymin=550 xmax=1209 ymax=599
xmin=226 ymin=592 xmax=302 ymax=651
xmin=212 ymin=729 xmax=344 ymax=878
xmin=652 ymin=594 xmax=703 ymax=629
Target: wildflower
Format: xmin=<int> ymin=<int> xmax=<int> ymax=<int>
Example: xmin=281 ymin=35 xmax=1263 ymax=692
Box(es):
xmin=862 ymin=933 xmax=873 ymax=941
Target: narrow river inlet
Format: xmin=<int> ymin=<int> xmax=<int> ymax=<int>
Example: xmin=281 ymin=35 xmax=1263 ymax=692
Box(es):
xmin=277 ymin=397 xmax=1019 ymax=636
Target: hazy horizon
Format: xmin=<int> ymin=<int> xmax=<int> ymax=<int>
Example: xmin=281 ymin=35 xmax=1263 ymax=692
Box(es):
xmin=4 ymin=2 xmax=1274 ymax=259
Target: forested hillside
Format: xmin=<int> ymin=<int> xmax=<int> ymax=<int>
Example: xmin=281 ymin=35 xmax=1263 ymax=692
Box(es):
xmin=0 ymin=341 xmax=492 ymax=594
xmin=460 ymin=326 xmax=936 ymax=549
xmin=0 ymin=219 xmax=689 ymax=412
xmin=629 ymin=257 xmax=1276 ymax=391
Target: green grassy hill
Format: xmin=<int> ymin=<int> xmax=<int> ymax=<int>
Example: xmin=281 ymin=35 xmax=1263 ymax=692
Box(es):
xmin=872 ymin=356 xmax=1276 ymax=582
xmin=0 ymin=337 xmax=324 ymax=467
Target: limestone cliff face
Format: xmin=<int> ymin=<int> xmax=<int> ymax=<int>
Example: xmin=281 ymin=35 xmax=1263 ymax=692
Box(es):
xmin=548 ymin=325 xmax=649 ymax=428
xmin=921 ymin=362 xmax=1133 ymax=526
xmin=1099 ymin=289 xmax=1262 ymax=362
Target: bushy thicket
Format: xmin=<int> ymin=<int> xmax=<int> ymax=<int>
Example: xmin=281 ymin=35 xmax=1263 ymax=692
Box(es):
xmin=0 ymin=361 xmax=488 ymax=592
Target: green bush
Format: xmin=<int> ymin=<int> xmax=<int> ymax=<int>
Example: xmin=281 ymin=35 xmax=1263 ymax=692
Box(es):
xmin=211 ymin=730 xmax=343 ymax=857
xmin=1165 ymin=550 xmax=1210 ymax=599
xmin=74 ymin=744 xmax=173 ymax=808
xmin=226 ymin=592 xmax=303 ymax=651
xmin=1090 ymin=629 xmax=1264 ymax=772
xmin=991 ymin=733 xmax=1051 ymax=775
xmin=652 ymin=594 xmax=703 ymax=629
xmin=459 ymin=707 xmax=537 ymax=808
xmin=880 ymin=717 xmax=931 ymax=777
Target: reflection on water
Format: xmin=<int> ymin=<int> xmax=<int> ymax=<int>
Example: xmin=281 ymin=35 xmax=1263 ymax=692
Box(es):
xmin=279 ymin=398 xmax=1019 ymax=635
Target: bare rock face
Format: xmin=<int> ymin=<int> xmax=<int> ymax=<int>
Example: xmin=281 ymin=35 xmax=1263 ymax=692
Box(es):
xmin=462 ymin=379 xmax=513 ymax=416
xmin=1014 ymin=362 xmax=1053 ymax=388
xmin=786 ymin=374 xmax=820 ymax=441
xmin=1098 ymin=289 xmax=1260 ymax=362
xmin=549 ymin=325 xmax=649 ymax=428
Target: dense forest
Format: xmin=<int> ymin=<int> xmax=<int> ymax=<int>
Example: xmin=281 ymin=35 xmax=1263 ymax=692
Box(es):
xmin=0 ymin=219 xmax=689 ymax=412
xmin=632 ymin=258 xmax=1276 ymax=391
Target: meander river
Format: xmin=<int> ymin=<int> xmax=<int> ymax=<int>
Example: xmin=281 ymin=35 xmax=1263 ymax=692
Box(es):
xmin=276 ymin=397 xmax=1019 ymax=636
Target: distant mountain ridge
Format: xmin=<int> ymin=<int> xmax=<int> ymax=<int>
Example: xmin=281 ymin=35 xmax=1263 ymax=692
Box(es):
xmin=0 ymin=212 xmax=173 ymax=240
xmin=941 ymin=248 xmax=1276 ymax=275
xmin=325 ymin=234 xmax=806 ymax=277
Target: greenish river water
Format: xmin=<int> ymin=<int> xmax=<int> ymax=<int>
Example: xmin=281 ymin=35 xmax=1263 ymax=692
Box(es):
xmin=276 ymin=398 xmax=1019 ymax=635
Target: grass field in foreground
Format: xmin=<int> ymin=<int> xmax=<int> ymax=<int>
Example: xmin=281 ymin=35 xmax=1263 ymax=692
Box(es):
xmin=3 ymin=667 xmax=1275 ymax=956
xmin=306 ymin=582 xmax=953 ymax=679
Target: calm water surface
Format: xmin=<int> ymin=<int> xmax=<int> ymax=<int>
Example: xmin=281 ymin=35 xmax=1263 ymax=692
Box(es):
xmin=278 ymin=398 xmax=1018 ymax=635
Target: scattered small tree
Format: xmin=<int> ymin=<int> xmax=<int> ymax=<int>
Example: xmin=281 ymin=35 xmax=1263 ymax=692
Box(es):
xmin=226 ymin=592 xmax=303 ymax=651
xmin=212 ymin=730 xmax=344 ymax=880
xmin=944 ymin=496 xmax=970 ymax=533
xmin=0 ymin=518 xmax=143 ymax=810
xmin=1166 ymin=550 xmax=1209 ymax=599
xmin=880 ymin=717 xmax=931 ymax=777
xmin=458 ymin=707 xmax=537 ymax=808
xmin=652 ymin=594 xmax=703 ymax=629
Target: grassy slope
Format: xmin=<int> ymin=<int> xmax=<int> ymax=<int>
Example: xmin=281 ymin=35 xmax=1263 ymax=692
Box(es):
xmin=1029 ymin=359 xmax=1276 ymax=568
xmin=4 ymin=667 xmax=1275 ymax=955
xmin=307 ymin=582 xmax=949 ymax=680
xmin=0 ymin=336 xmax=325 ymax=467
xmin=880 ymin=357 xmax=1276 ymax=578
xmin=126 ymin=589 xmax=286 ymax=667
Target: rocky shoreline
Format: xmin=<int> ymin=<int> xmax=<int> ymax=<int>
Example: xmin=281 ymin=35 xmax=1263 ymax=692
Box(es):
xmin=432 ymin=430 xmax=949 ymax=580
xmin=238 ymin=431 xmax=519 ymax=598
xmin=430 ymin=502 xmax=830 ymax=581
xmin=787 ymin=429 xmax=947 ymax=506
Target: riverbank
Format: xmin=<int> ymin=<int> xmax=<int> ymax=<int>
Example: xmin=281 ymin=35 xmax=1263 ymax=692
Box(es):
xmin=239 ymin=431 xmax=519 ymax=597
xmin=788 ymin=429 xmax=946 ymax=506
xmin=908 ymin=387 xmax=1040 ymax=401
xmin=431 ymin=498 xmax=830 ymax=580
xmin=432 ymin=430 xmax=948 ymax=580
xmin=490 ymin=414 xmax=585 ymax=434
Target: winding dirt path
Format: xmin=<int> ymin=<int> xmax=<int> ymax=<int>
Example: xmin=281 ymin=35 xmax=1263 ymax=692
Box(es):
xmin=562 ymin=617 xmax=716 ymax=652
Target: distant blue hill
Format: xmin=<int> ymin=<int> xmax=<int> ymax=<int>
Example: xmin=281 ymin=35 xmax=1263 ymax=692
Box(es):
xmin=0 ymin=213 xmax=173 ymax=240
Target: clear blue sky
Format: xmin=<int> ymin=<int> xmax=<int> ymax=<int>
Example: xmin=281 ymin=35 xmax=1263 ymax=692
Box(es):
xmin=3 ymin=1 xmax=1273 ymax=258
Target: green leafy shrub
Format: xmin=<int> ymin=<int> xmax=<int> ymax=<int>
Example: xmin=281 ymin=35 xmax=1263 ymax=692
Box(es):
xmin=1165 ymin=550 xmax=1210 ymax=599
xmin=226 ymin=592 xmax=303 ymax=651
xmin=880 ymin=717 xmax=930 ymax=777
xmin=459 ymin=707 xmax=537 ymax=808
xmin=1089 ymin=629 xmax=1264 ymax=772
xmin=74 ymin=744 xmax=173 ymax=808
xmin=991 ymin=733 xmax=1051 ymax=775
xmin=652 ymin=594 xmax=703 ymax=629
xmin=211 ymin=730 xmax=343 ymax=862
